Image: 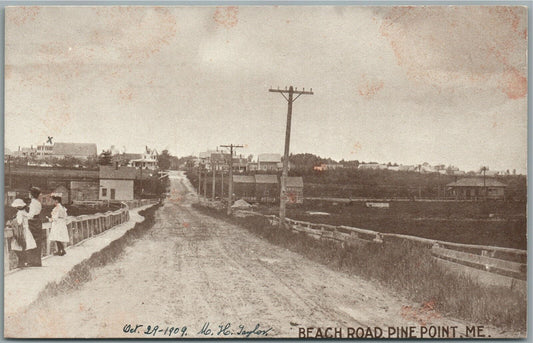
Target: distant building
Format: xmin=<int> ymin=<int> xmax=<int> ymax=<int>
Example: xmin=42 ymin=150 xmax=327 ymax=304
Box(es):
xmin=232 ymin=175 xmax=256 ymax=202
xmin=285 ymin=176 xmax=304 ymax=204
xmin=446 ymin=178 xmax=507 ymax=200
xmin=130 ymin=147 xmax=158 ymax=170
xmin=257 ymin=154 xmax=282 ymax=172
xmin=254 ymin=174 xmax=279 ymax=203
xmin=359 ymin=163 xmax=387 ymax=170
xmin=247 ymin=162 xmax=258 ymax=172
xmin=50 ymin=142 xmax=98 ymax=159
xmin=99 ymin=165 xmax=137 ymax=200
xmin=112 ymin=153 xmax=143 ymax=167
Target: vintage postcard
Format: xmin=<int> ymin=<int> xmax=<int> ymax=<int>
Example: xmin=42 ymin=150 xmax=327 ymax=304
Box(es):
xmin=3 ymin=5 xmax=528 ymax=339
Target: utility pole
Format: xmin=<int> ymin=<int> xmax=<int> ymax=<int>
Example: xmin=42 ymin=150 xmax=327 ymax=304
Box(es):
xmin=269 ymin=85 xmax=313 ymax=228
xmin=197 ymin=163 xmax=202 ymax=200
xmin=221 ymin=170 xmax=224 ymax=199
xmin=220 ymin=144 xmax=243 ymax=215
xmin=481 ymin=166 xmax=487 ymax=200
xmin=212 ymin=158 xmax=216 ymax=201
xmin=203 ymin=167 xmax=207 ymax=199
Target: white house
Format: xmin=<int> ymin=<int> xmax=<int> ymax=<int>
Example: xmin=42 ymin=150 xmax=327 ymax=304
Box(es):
xmin=99 ymin=166 xmax=137 ymax=200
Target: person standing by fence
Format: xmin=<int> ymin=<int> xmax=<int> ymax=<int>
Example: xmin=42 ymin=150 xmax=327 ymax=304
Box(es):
xmin=9 ymin=199 xmax=37 ymax=268
xmin=27 ymin=187 xmax=43 ymax=267
xmin=47 ymin=194 xmax=69 ymax=256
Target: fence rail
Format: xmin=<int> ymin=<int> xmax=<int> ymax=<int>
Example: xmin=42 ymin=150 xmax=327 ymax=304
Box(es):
xmin=4 ymin=199 xmax=159 ymax=273
xmin=263 ymin=214 xmax=526 ymax=281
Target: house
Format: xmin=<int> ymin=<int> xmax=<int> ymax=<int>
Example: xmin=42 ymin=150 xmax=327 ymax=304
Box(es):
xmin=255 ymin=174 xmax=278 ymax=203
xmin=99 ymin=165 xmax=137 ymax=200
xmin=12 ymin=146 xmax=37 ymax=158
xmin=130 ymin=146 xmax=158 ymax=170
xmin=50 ymin=142 xmax=98 ymax=159
xmin=285 ymin=176 xmax=304 ymax=204
xmin=258 ymin=153 xmax=282 ymax=172
xmin=359 ymin=163 xmax=387 ymax=170
xmin=233 ymin=175 xmax=256 ymax=202
xmin=232 ymin=156 xmax=248 ymax=172
xmin=446 ymin=178 xmax=507 ymax=200
xmin=112 ymin=153 xmax=143 ymax=167
xmin=247 ymin=162 xmax=258 ymax=172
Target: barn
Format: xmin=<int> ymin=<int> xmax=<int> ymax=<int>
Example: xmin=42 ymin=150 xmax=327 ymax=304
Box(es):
xmin=255 ymin=174 xmax=278 ymax=203
xmin=233 ymin=175 xmax=256 ymax=202
xmin=447 ymin=178 xmax=507 ymax=200
xmin=285 ymin=176 xmax=304 ymax=204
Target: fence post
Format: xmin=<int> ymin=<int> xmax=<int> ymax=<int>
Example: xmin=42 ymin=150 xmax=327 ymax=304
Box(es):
xmin=45 ymin=227 xmax=51 ymax=256
xmin=68 ymin=223 xmax=74 ymax=246
xmin=4 ymin=236 xmax=10 ymax=272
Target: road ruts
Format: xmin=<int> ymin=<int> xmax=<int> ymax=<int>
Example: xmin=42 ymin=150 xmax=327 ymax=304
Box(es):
xmin=4 ymin=171 xmax=517 ymax=339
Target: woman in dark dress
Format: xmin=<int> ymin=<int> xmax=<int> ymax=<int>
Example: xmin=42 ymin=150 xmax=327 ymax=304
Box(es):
xmin=26 ymin=187 xmax=43 ymax=267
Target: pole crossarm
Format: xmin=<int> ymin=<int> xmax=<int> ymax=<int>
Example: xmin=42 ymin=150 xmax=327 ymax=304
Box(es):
xmin=269 ymin=85 xmax=313 ymax=228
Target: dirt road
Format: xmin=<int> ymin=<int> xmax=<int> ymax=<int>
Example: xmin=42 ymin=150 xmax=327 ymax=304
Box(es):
xmin=5 ymin=171 xmax=514 ymax=338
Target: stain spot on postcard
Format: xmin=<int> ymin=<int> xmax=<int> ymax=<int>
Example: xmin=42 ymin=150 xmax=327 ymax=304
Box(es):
xmin=213 ymin=7 xmax=239 ymax=29
xmin=358 ymin=74 xmax=384 ymax=98
xmin=378 ymin=6 xmax=527 ymax=99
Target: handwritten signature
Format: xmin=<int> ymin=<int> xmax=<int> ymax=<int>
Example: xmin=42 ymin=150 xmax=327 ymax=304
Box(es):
xmin=123 ymin=322 xmax=273 ymax=337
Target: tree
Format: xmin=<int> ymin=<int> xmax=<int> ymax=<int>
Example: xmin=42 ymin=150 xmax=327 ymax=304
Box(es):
xmin=98 ymin=150 xmax=112 ymax=165
xmin=157 ymin=149 xmax=171 ymax=170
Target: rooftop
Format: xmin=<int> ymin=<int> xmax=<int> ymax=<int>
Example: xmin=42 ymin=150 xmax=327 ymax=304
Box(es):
xmin=447 ymin=178 xmax=507 ymax=188
xmin=258 ymin=153 xmax=281 ymax=163
xmin=255 ymin=174 xmax=278 ymax=184
xmin=99 ymin=166 xmax=139 ymax=180
xmin=53 ymin=143 xmax=97 ymax=157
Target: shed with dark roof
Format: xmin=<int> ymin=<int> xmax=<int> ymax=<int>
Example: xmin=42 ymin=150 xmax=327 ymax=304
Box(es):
xmin=285 ymin=176 xmax=304 ymax=204
xmin=255 ymin=174 xmax=278 ymax=203
xmin=446 ymin=178 xmax=507 ymax=200
xmin=233 ymin=175 xmax=256 ymax=202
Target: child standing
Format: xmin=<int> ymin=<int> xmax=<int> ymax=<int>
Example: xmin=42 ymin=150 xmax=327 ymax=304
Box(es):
xmin=9 ymin=199 xmax=37 ymax=268
xmin=48 ymin=194 xmax=69 ymax=256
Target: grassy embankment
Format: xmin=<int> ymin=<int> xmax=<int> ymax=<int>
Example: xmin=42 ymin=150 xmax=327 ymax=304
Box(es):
xmin=194 ymin=203 xmax=526 ymax=332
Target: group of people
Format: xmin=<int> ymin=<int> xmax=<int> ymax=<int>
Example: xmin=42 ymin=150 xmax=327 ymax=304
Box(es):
xmin=9 ymin=187 xmax=70 ymax=268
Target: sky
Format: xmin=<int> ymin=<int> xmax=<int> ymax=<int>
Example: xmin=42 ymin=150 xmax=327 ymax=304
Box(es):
xmin=4 ymin=6 xmax=528 ymax=173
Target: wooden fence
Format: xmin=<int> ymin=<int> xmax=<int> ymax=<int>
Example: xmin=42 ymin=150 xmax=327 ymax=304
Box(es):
xmin=4 ymin=199 xmax=159 ymax=272
xmin=264 ymin=215 xmax=526 ymax=282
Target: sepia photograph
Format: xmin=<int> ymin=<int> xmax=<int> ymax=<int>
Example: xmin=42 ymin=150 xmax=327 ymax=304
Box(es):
xmin=2 ymin=4 xmax=528 ymax=339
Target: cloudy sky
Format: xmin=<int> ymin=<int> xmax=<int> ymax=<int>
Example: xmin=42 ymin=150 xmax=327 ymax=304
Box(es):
xmin=5 ymin=6 xmax=528 ymax=173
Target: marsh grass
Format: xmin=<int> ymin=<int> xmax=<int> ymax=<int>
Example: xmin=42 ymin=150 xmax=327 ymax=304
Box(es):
xmin=194 ymin=204 xmax=526 ymax=331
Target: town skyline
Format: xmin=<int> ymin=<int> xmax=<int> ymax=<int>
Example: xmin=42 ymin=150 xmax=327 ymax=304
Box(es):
xmin=5 ymin=6 xmax=528 ymax=174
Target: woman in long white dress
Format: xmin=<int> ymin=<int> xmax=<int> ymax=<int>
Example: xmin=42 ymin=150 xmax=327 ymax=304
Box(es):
xmin=10 ymin=199 xmax=37 ymax=268
xmin=48 ymin=194 xmax=69 ymax=256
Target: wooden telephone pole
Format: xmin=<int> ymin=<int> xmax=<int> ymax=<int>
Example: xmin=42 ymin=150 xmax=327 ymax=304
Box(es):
xmin=220 ymin=144 xmax=243 ymax=215
xmin=269 ymin=86 xmax=313 ymax=228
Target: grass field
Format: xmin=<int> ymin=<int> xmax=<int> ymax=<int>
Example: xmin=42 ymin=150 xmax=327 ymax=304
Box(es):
xmin=194 ymin=203 xmax=526 ymax=332
xmin=255 ymin=200 xmax=527 ymax=249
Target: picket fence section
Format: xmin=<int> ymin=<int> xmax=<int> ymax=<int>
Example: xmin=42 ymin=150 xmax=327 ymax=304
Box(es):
xmin=263 ymin=214 xmax=526 ymax=281
xmin=4 ymin=199 xmax=159 ymax=272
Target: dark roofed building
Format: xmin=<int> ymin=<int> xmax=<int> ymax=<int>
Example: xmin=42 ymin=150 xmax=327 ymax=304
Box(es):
xmin=52 ymin=142 xmax=97 ymax=159
xmin=447 ymin=178 xmax=507 ymax=200
xmin=255 ymin=174 xmax=278 ymax=203
xmin=233 ymin=175 xmax=255 ymax=202
xmin=285 ymin=176 xmax=304 ymax=204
